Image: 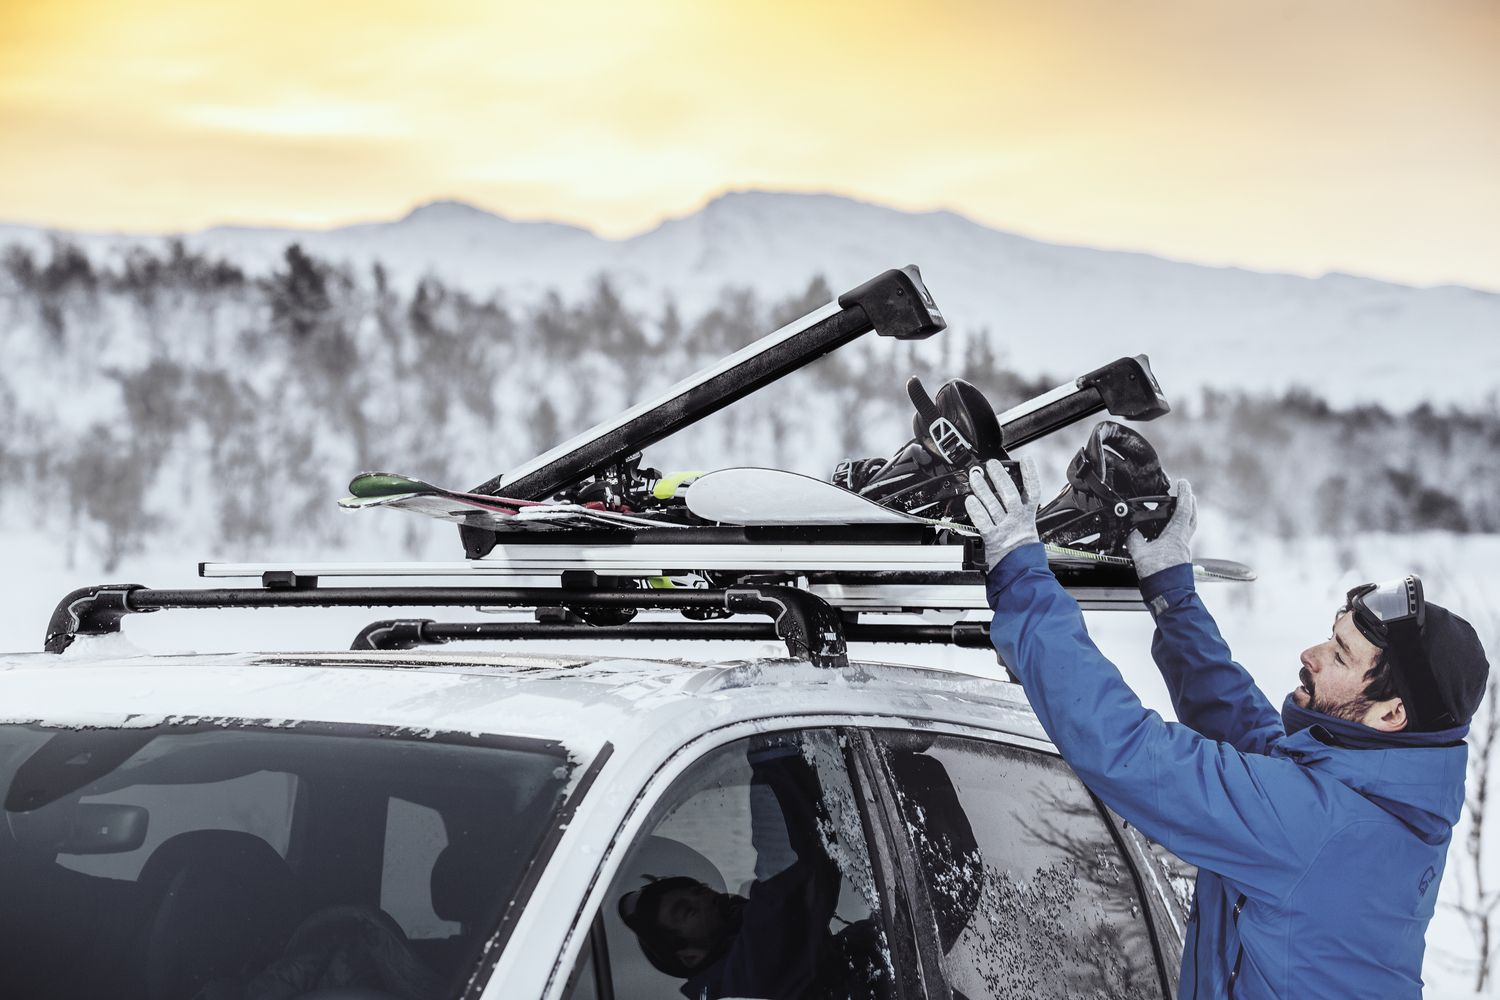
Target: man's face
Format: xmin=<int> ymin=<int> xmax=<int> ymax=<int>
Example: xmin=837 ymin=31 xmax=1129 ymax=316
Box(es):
xmin=654 ymin=881 xmax=731 ymax=969
xmin=1294 ymin=608 xmax=1404 ymax=729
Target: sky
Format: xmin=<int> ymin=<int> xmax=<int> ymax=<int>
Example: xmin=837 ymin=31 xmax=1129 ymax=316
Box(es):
xmin=1 ymin=0 xmax=1497 ymax=289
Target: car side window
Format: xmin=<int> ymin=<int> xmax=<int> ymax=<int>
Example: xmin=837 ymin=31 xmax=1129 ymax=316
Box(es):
xmin=874 ymin=731 xmax=1166 ymax=1000
xmin=568 ymin=730 xmax=895 ymax=1000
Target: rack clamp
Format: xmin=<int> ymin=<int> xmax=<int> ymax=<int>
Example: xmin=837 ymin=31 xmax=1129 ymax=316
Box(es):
xmin=262 ymin=571 xmax=319 ymax=590
xmin=350 ymin=619 xmax=442 ymax=651
xmin=45 ymin=584 xmax=155 ymax=654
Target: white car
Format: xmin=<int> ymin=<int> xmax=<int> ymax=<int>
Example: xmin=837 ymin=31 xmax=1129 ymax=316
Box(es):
xmin=1 ymin=265 xmax=1200 ymax=998
xmin=0 ymin=644 xmax=1189 ymax=1000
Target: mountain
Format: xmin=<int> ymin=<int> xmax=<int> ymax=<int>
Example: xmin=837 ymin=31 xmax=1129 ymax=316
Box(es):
xmin=3 ymin=191 xmax=1497 ymax=407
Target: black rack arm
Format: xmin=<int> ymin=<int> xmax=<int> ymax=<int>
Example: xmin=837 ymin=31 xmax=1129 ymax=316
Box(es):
xmin=1000 ymin=354 xmax=1170 ymax=449
xmin=350 ymin=618 xmax=995 ymax=652
xmin=44 ymin=584 xmax=849 ymax=668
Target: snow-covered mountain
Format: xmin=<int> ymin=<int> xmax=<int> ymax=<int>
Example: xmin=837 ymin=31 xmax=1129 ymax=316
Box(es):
xmin=3 ymin=191 xmax=1497 ymax=407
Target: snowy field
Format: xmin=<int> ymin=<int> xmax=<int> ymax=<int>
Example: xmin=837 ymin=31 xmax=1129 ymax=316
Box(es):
xmin=5 ymin=517 xmax=1497 ymax=996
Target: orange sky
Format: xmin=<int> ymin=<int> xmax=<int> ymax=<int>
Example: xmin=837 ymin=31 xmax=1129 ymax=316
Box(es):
xmin=1 ymin=0 xmax=1496 ymax=288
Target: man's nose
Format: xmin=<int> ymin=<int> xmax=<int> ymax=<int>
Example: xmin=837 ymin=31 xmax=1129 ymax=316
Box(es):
xmin=1302 ymin=649 xmax=1319 ymax=672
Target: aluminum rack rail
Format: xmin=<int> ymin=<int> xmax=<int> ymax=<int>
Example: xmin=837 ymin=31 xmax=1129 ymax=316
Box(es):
xmin=199 ymin=543 xmax=1147 ymax=612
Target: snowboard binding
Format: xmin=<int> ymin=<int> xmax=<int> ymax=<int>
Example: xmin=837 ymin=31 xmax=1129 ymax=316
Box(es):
xmin=553 ymin=454 xmax=701 ymax=525
xmin=838 ymin=376 xmax=1021 ymax=520
xmin=1035 ymin=420 xmax=1176 ymax=555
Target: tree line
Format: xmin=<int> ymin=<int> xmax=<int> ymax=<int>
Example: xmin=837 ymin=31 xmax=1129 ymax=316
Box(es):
xmin=2 ymin=238 xmax=1496 ymax=568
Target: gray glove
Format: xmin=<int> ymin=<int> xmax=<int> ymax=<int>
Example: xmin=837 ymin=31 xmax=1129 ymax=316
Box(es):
xmin=964 ymin=457 xmax=1042 ymax=572
xmin=1126 ymin=478 xmax=1196 ymax=579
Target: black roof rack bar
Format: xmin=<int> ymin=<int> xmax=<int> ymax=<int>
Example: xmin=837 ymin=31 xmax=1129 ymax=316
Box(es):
xmin=998 ymin=354 xmax=1170 ymax=449
xmin=350 ymin=618 xmax=996 ymax=652
xmin=44 ymin=584 xmax=848 ymax=667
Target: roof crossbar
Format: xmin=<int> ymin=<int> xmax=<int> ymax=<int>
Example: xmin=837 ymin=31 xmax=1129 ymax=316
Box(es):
xmin=44 ymin=584 xmax=849 ymax=667
xmin=349 ymin=618 xmax=996 ymax=652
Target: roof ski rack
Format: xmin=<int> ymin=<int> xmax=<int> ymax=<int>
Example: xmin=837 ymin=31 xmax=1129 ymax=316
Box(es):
xmin=43 ymin=582 xmax=851 ymax=667
xmin=458 ymin=265 xmax=944 ymax=557
xmin=469 ymin=266 xmax=943 ymax=501
xmin=453 ymin=265 xmax=1169 ymax=558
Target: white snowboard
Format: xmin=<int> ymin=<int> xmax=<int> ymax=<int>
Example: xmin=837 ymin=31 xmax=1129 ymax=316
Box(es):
xmin=683 ymin=468 xmax=1254 ymax=582
xmin=685 ymin=467 xmax=975 ymax=533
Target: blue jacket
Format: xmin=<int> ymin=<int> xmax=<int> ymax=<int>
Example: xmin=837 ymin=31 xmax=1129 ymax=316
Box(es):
xmin=986 ymin=544 xmax=1468 ymax=999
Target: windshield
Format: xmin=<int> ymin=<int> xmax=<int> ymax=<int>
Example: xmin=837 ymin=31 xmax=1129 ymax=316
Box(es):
xmin=0 ymin=720 xmax=582 ymax=1000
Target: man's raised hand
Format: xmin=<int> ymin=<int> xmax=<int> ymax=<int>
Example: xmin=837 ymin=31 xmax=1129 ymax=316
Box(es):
xmin=964 ymin=457 xmax=1042 ymax=573
xmin=1126 ymin=478 xmax=1197 ymax=579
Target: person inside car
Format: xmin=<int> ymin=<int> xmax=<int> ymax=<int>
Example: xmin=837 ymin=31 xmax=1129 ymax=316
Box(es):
xmin=965 ymin=458 xmax=1490 ymax=1000
xmin=617 ymin=742 xmax=886 ymax=1000
xmin=196 ymin=904 xmax=443 ymax=1000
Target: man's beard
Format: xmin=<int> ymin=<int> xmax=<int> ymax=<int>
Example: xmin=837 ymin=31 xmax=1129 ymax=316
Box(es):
xmin=1299 ymin=666 xmax=1373 ymax=723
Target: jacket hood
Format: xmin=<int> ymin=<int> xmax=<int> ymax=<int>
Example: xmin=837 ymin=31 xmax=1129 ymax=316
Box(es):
xmin=1279 ymin=694 xmax=1468 ymax=842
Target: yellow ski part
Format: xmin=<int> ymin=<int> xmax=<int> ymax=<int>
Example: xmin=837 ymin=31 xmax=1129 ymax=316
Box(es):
xmin=653 ymin=471 xmax=704 ymax=500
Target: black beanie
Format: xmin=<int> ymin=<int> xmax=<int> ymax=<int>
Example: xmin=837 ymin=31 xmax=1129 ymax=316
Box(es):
xmin=1403 ymin=604 xmax=1490 ymax=730
xmin=617 ymin=876 xmax=703 ymax=977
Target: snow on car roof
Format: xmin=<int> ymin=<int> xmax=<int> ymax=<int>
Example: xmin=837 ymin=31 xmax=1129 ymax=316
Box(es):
xmin=0 ymin=646 xmax=1046 ymax=762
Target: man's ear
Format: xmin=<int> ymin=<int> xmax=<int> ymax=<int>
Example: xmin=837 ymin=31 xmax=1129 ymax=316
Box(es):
xmin=1364 ymin=696 xmax=1408 ymax=733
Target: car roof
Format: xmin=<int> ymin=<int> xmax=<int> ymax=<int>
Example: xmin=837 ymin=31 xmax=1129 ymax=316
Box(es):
xmin=0 ymin=646 xmax=1047 ymax=763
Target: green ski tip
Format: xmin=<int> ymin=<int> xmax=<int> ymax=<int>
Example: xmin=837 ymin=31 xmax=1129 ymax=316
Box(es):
xmin=346 ymin=472 xmax=439 ymax=499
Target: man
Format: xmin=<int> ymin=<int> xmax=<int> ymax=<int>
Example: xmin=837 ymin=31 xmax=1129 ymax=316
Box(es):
xmin=964 ymin=458 xmax=1490 ymax=999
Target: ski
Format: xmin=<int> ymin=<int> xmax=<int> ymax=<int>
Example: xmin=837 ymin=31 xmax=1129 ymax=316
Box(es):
xmin=339 ymin=472 xmax=684 ymax=532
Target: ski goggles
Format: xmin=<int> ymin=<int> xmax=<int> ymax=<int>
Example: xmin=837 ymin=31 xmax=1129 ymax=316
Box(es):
xmin=1346 ymin=575 xmax=1452 ymax=728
